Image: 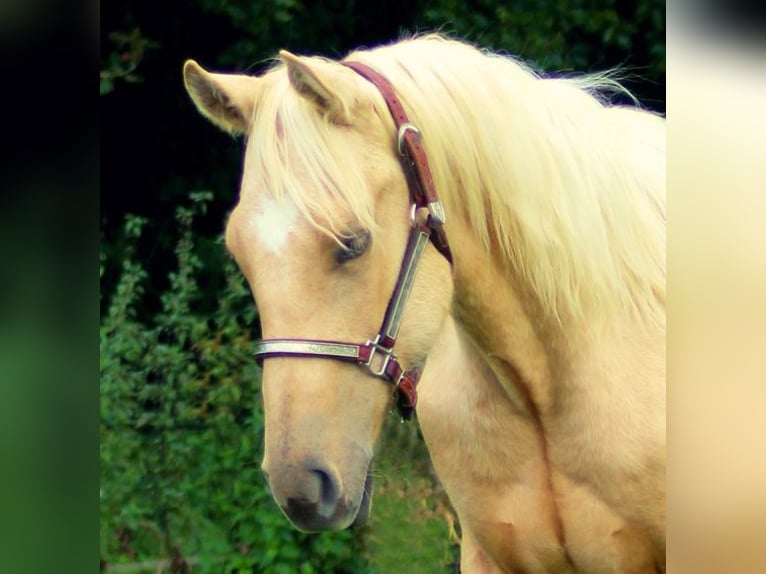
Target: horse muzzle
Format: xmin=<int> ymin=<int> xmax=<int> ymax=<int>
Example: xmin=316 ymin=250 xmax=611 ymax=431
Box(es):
xmin=263 ymin=457 xmax=373 ymax=532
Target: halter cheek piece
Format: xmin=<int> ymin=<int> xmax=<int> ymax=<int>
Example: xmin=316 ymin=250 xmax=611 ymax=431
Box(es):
xmin=253 ymin=61 xmax=453 ymax=421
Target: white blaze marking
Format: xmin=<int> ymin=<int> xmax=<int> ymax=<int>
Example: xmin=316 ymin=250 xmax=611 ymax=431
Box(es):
xmin=254 ymin=196 xmax=299 ymax=254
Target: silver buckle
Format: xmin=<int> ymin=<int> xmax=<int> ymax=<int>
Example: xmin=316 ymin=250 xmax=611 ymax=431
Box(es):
xmin=397 ymin=123 xmax=420 ymax=156
xmin=363 ymin=335 xmax=395 ymax=377
xmin=428 ymin=201 xmax=446 ymax=225
xmin=409 ymin=203 xmax=418 ymax=226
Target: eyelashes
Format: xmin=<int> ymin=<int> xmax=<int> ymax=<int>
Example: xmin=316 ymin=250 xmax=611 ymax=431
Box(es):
xmin=335 ymin=230 xmax=371 ymax=264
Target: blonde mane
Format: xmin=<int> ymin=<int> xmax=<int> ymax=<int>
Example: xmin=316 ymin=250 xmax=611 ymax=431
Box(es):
xmin=247 ymin=34 xmax=666 ymax=327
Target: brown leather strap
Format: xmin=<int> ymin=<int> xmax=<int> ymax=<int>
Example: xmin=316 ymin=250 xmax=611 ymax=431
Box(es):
xmin=253 ymin=335 xmax=417 ymax=420
xmin=343 ymin=61 xmax=453 ymax=264
xmin=253 ymin=339 xmax=373 ymax=365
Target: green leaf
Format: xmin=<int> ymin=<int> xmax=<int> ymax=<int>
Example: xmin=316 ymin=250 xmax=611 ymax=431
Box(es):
xmin=100 ymin=76 xmax=114 ymax=95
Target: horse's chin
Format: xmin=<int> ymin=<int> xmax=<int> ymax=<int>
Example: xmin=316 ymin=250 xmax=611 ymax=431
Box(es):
xmin=350 ymin=468 xmax=374 ymax=529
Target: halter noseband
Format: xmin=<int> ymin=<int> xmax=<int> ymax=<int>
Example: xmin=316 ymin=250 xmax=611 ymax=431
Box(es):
xmin=253 ymin=61 xmax=453 ymax=420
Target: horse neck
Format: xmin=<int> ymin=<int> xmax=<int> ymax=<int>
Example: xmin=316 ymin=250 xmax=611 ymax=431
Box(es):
xmin=445 ymin=215 xmax=565 ymax=415
xmin=442 ymin=211 xmax=664 ymax=418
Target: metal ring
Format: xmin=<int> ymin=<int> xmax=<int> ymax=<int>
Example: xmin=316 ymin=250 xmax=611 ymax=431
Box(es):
xmin=409 ymin=203 xmax=417 ymax=226
xmin=363 ymin=336 xmax=395 ymax=378
xmin=397 ymin=123 xmax=420 ymax=155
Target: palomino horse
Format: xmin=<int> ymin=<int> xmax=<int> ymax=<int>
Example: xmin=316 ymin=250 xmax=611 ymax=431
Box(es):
xmin=183 ymin=35 xmax=665 ymax=573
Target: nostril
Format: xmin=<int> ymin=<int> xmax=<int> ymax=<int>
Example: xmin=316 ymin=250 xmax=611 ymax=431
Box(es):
xmin=311 ymin=467 xmax=340 ymax=510
xmin=269 ymin=461 xmax=351 ymax=530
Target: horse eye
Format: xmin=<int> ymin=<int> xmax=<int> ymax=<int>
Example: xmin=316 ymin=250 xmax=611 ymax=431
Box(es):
xmin=336 ymin=230 xmax=371 ymax=264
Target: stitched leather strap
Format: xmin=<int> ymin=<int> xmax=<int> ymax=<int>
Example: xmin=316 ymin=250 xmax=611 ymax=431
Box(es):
xmin=343 ymin=61 xmax=453 ymax=264
xmin=253 ymin=339 xmax=372 ymax=364
xmin=377 ymin=221 xmax=431 ymax=345
xmin=253 ymin=336 xmax=418 ymax=420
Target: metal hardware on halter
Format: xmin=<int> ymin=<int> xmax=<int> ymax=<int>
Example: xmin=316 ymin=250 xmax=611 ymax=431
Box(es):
xmin=411 ymin=201 xmax=446 ymax=232
xmin=428 ymin=201 xmax=447 ymax=226
xmin=362 ymin=334 xmax=396 ymax=377
xmin=378 ymin=222 xmax=430 ymax=341
xmin=394 ymin=124 xmax=446 ymax=228
xmin=397 ymin=123 xmax=420 ymax=156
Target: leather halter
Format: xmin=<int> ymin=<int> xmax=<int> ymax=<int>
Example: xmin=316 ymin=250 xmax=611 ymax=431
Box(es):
xmin=253 ymin=61 xmax=452 ymax=420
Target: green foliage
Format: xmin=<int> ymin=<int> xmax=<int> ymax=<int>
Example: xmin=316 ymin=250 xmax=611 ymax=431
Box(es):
xmin=100 ymin=28 xmax=159 ymax=95
xmin=195 ymin=0 xmax=357 ymax=68
xmin=366 ymin=421 xmax=460 ymax=574
xmin=422 ymin=0 xmax=665 ymax=77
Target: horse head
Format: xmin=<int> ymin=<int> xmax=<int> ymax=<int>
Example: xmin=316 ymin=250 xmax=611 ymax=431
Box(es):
xmin=183 ymin=52 xmax=453 ymax=531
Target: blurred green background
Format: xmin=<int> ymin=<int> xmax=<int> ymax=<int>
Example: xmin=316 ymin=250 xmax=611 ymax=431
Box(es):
xmin=100 ymin=1 xmax=664 ymax=572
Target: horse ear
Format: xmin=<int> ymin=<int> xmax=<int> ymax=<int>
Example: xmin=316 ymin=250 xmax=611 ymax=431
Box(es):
xmin=183 ymin=60 xmax=258 ymax=135
xmin=279 ymin=50 xmax=352 ymax=125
